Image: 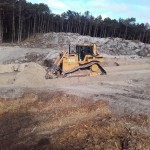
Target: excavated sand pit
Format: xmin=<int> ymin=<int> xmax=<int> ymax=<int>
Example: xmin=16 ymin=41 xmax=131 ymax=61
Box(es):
xmin=0 ymin=91 xmax=150 ymax=150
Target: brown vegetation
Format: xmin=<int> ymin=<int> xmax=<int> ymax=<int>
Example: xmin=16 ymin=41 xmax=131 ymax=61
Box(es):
xmin=0 ymin=91 xmax=150 ymax=150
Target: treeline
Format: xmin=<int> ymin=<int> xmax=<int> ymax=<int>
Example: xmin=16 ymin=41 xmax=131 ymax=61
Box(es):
xmin=0 ymin=0 xmax=150 ymax=43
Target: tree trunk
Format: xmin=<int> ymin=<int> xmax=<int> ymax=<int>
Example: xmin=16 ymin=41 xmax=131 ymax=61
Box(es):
xmin=0 ymin=11 xmax=3 ymax=43
xmin=145 ymin=32 xmax=148 ymax=43
xmin=18 ymin=0 xmax=22 ymax=43
xmin=104 ymin=28 xmax=107 ymax=37
xmin=142 ymin=31 xmax=145 ymax=43
xmin=38 ymin=14 xmax=40 ymax=33
xmin=139 ymin=33 xmax=141 ymax=41
xmin=133 ymin=31 xmax=137 ymax=40
xmin=12 ymin=3 xmax=15 ymax=43
xmin=148 ymin=37 xmax=150 ymax=44
xmin=33 ymin=14 xmax=36 ymax=37
xmin=83 ymin=21 xmax=86 ymax=35
xmin=28 ymin=17 xmax=31 ymax=40
xmin=88 ymin=22 xmax=92 ymax=36
xmin=124 ymin=26 xmax=128 ymax=39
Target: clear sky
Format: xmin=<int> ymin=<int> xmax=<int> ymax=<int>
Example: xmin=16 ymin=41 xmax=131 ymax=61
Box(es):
xmin=27 ymin=0 xmax=150 ymax=23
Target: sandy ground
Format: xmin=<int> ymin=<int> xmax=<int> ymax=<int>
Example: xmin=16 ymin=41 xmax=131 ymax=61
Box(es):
xmin=0 ymin=47 xmax=150 ymax=149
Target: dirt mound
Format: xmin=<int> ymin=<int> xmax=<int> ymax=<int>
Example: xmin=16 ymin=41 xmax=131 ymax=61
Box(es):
xmin=14 ymin=62 xmax=46 ymax=86
xmin=0 ymin=91 xmax=150 ymax=150
xmin=20 ymin=32 xmax=150 ymax=57
xmin=0 ymin=63 xmax=27 ymax=73
xmin=0 ymin=62 xmax=47 ymax=86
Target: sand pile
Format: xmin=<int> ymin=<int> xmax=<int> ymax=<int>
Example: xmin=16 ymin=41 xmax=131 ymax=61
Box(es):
xmin=0 ymin=63 xmax=27 ymax=73
xmin=20 ymin=32 xmax=150 ymax=56
xmin=14 ymin=62 xmax=46 ymax=87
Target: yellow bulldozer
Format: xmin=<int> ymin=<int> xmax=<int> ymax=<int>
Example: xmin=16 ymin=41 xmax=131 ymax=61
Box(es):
xmin=45 ymin=43 xmax=106 ymax=79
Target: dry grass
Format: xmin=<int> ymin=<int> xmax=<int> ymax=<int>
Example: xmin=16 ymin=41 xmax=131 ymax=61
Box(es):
xmin=0 ymin=91 xmax=150 ymax=150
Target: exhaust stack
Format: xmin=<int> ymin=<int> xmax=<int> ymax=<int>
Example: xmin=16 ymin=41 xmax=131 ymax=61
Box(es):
xmin=69 ymin=45 xmax=71 ymax=54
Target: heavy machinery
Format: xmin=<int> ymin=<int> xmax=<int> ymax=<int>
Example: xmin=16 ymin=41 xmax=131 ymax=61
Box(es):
xmin=45 ymin=43 xmax=106 ymax=79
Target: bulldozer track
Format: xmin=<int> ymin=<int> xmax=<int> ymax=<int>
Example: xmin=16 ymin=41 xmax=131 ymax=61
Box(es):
xmin=62 ymin=61 xmax=107 ymax=76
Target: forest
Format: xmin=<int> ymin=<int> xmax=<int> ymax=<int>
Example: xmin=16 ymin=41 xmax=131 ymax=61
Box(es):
xmin=0 ymin=0 xmax=150 ymax=43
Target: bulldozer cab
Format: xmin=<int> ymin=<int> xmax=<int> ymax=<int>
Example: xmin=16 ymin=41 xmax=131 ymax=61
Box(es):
xmin=76 ymin=45 xmax=93 ymax=61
